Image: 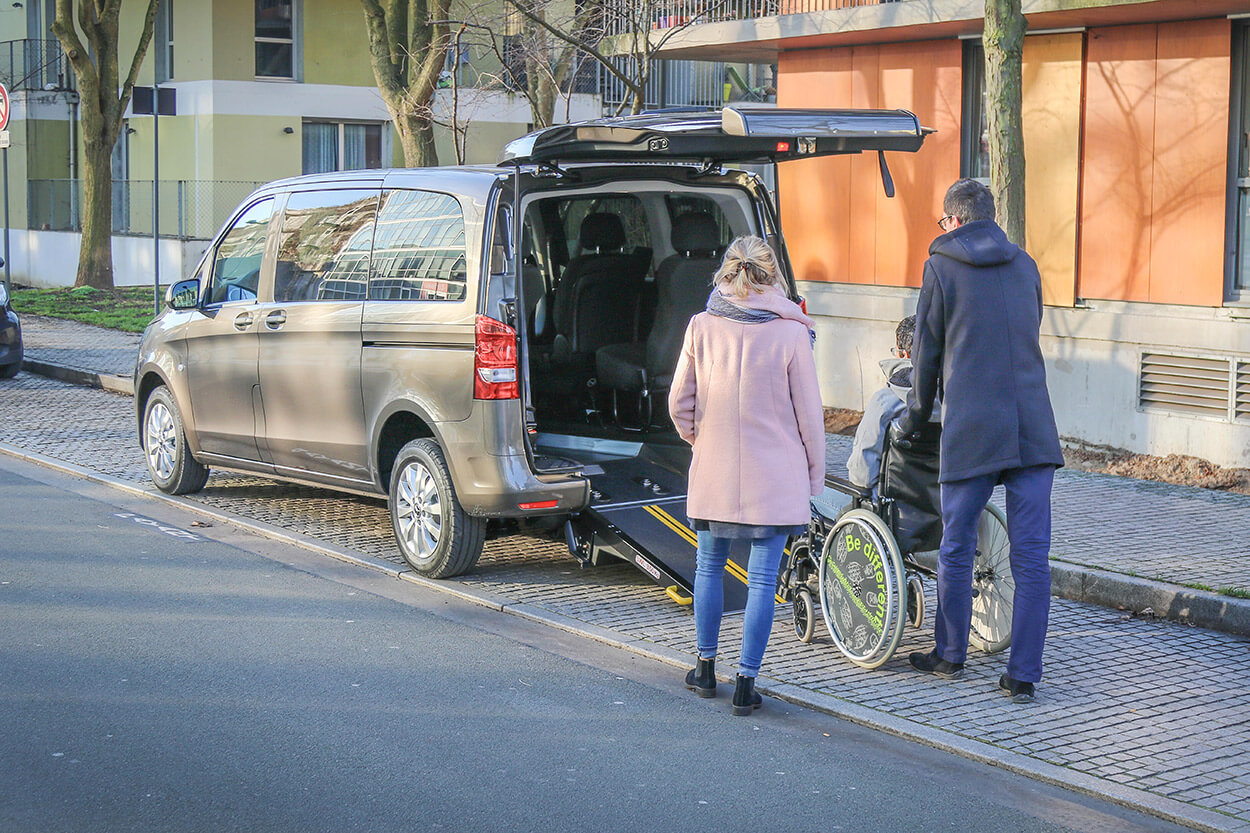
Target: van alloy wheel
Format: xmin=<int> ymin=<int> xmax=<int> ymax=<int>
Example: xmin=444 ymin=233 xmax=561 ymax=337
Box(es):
xmin=388 ymin=438 xmax=485 ymax=579
xmin=395 ymin=462 xmax=443 ymax=559
xmin=145 ymin=401 xmax=177 ymax=481
xmin=141 ymin=386 xmax=210 ymax=495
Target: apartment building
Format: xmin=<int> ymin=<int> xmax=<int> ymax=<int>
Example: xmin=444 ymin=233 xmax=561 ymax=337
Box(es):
xmin=648 ymin=0 xmax=1250 ymax=468
xmin=0 ymin=0 xmax=598 ymax=284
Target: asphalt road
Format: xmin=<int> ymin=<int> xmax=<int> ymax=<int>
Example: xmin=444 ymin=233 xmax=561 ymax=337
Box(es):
xmin=0 ymin=454 xmax=1192 ymax=833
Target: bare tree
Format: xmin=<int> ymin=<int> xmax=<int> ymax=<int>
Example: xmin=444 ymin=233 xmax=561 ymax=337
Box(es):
xmin=984 ymin=0 xmax=1026 ymax=244
xmin=505 ymin=0 xmax=729 ymax=115
xmin=360 ymin=0 xmax=455 ymax=167
xmin=50 ymin=0 xmax=160 ymax=290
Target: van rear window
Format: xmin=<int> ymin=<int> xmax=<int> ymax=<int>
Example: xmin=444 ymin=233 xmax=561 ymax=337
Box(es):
xmin=370 ymin=190 xmax=468 ymax=302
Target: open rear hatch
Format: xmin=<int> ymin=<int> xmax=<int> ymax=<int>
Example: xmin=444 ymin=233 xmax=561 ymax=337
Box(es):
xmin=500 ymin=106 xmax=930 ymax=166
xmin=503 ymin=106 xmax=932 ymax=609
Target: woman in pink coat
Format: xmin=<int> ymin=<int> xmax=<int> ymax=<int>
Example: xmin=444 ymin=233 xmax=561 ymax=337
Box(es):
xmin=668 ymin=235 xmax=826 ymax=715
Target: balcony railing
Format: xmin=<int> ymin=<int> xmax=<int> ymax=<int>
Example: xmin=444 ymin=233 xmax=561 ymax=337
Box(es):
xmin=600 ymin=59 xmax=774 ymax=112
xmin=29 ymin=179 xmax=266 ymax=241
xmin=612 ymin=0 xmax=908 ymax=32
xmin=0 ymin=39 xmax=72 ymax=92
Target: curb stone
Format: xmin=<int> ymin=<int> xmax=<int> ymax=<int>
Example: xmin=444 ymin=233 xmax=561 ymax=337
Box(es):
xmin=1 ymin=441 xmax=1246 ymax=833
xmin=20 ymin=358 xmax=134 ymax=396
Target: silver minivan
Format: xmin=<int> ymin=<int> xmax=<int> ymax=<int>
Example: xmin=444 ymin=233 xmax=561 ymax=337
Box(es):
xmin=135 ymin=107 xmax=927 ymax=594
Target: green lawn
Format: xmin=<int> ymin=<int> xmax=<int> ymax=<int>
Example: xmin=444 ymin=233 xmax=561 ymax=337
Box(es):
xmin=11 ymin=285 xmax=163 ymax=333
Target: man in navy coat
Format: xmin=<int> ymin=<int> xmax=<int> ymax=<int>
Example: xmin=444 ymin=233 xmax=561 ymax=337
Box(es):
xmin=896 ymin=178 xmax=1063 ymax=704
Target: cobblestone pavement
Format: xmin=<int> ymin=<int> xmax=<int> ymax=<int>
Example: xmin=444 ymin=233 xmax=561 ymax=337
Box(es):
xmin=20 ymin=314 xmax=142 ymax=377
xmin=2 ymin=370 xmax=1249 ymax=831
xmin=20 ymin=314 xmax=1250 ymax=598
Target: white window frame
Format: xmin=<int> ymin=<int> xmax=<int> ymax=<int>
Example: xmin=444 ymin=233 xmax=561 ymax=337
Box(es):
xmin=255 ymin=0 xmax=301 ymax=82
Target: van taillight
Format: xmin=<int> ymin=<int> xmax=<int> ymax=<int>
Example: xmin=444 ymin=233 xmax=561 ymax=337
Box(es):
xmin=474 ymin=315 xmax=518 ymax=400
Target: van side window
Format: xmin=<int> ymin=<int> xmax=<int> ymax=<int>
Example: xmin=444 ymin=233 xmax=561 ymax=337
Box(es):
xmin=369 ymin=190 xmax=467 ymax=301
xmin=206 ymin=198 xmax=274 ymax=305
xmin=274 ymin=189 xmax=378 ymax=303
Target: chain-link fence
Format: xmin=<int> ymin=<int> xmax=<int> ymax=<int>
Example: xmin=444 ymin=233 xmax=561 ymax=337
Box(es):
xmin=28 ymin=179 xmax=267 ymax=241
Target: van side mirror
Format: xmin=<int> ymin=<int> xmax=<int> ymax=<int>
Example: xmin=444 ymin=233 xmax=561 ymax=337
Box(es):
xmin=167 ymin=278 xmax=200 ymax=310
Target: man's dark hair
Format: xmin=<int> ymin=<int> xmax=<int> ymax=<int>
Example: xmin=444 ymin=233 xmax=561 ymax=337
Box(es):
xmin=943 ymin=178 xmax=996 ymax=223
xmin=896 ymin=315 xmax=916 ymax=354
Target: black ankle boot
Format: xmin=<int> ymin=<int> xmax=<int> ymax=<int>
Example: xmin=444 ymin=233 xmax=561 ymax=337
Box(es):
xmin=684 ymin=656 xmax=716 ymax=698
xmin=731 ymin=674 xmax=762 ymax=716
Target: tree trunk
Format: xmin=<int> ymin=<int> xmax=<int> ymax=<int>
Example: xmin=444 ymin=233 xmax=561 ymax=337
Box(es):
xmin=76 ymin=136 xmax=115 ymax=290
xmin=391 ymin=104 xmax=439 ymax=168
xmin=984 ymin=0 xmax=1027 ymax=245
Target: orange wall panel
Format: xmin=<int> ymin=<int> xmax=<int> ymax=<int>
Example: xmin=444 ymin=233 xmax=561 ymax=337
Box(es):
xmin=874 ymin=41 xmax=963 ymax=288
xmin=778 ymin=40 xmax=961 ymax=288
xmin=849 ymin=47 xmax=883 ymax=286
xmin=777 ymin=49 xmax=854 ymax=284
xmin=1080 ymin=24 xmax=1158 ymax=303
xmin=1022 ymin=33 xmax=1084 ymax=308
xmin=1148 ymin=18 xmax=1230 ymax=306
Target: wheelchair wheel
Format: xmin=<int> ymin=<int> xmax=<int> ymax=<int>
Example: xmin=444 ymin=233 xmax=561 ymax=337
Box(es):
xmin=818 ymin=509 xmax=906 ymax=669
xmin=969 ymin=503 xmax=1013 ymax=654
xmin=793 ymin=588 xmax=817 ymax=643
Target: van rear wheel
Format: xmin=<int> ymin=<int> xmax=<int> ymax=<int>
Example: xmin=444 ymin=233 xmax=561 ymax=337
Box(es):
xmin=390 ymin=438 xmax=485 ymax=578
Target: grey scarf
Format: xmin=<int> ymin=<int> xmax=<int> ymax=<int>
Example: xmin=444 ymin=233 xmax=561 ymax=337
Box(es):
xmin=706 ymin=290 xmax=778 ymax=323
xmin=706 ymin=290 xmax=816 ymax=346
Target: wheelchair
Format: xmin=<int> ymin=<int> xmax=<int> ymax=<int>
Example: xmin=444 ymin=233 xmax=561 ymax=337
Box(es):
xmin=781 ymin=422 xmax=1014 ymax=669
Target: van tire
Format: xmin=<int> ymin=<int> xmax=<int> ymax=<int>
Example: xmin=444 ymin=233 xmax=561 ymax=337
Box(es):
xmin=142 ymin=386 xmax=210 ymax=495
xmin=389 ymin=438 xmax=485 ymax=578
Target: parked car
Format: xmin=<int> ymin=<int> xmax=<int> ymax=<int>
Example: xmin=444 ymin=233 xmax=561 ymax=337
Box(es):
xmin=134 ymin=107 xmax=928 ymax=588
xmin=0 ymin=271 xmax=22 ymax=379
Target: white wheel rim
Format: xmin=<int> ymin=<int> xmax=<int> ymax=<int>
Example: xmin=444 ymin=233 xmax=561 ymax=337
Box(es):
xmin=971 ymin=507 xmax=1014 ymax=648
xmin=818 ymin=513 xmax=903 ymax=666
xmin=145 ymin=401 xmax=177 ymax=481
xmin=396 ymin=461 xmax=442 ymax=560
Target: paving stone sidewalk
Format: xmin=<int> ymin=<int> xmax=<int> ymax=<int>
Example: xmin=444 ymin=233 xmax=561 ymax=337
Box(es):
xmin=1 ymin=370 xmax=1249 ymax=832
xmin=18 ymin=314 xmax=1250 ymax=626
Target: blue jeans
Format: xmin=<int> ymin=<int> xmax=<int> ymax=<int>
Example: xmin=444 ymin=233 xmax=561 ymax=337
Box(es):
xmin=934 ymin=464 xmax=1054 ymax=683
xmin=694 ymin=531 xmax=788 ymax=678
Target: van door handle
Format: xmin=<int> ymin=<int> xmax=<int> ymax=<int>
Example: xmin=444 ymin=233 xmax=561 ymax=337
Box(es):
xmin=265 ymin=310 xmax=287 ymax=330
xmin=233 ymin=312 xmax=253 ymax=330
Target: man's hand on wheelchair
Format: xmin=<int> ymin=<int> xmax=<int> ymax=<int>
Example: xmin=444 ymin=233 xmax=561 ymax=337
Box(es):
xmin=889 ymin=419 xmax=920 ymax=450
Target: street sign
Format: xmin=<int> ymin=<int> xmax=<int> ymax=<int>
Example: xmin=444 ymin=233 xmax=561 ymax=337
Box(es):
xmin=131 ymin=86 xmax=176 ymax=116
xmin=0 ymin=83 xmax=9 ymax=131
xmin=0 ymin=131 xmax=9 ymax=150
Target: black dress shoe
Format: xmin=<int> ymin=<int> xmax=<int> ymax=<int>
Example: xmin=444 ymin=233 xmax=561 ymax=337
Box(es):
xmin=908 ymin=650 xmax=965 ymax=680
xmin=999 ymin=674 xmax=1035 ymax=704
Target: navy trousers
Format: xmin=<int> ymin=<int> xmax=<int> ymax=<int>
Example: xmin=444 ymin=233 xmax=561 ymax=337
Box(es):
xmin=934 ymin=464 xmax=1054 ymax=683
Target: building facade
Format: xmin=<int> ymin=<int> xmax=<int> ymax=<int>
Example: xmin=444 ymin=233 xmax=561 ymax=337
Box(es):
xmin=650 ymin=0 xmax=1250 ymax=468
xmin=0 ymin=0 xmax=600 ymax=286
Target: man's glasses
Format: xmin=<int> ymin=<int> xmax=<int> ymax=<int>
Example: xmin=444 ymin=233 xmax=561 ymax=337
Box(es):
xmin=938 ymin=214 xmax=957 ymax=231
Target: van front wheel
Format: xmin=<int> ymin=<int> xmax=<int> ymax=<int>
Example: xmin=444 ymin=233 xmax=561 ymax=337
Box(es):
xmin=389 ymin=438 xmax=485 ymax=578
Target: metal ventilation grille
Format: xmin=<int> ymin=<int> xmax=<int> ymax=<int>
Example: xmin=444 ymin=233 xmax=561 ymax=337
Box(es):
xmin=1138 ymin=353 xmax=1231 ymax=418
xmin=1237 ymin=361 xmax=1250 ymax=422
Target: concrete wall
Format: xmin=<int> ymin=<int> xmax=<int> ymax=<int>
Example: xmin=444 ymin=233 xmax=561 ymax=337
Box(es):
xmin=804 ymin=281 xmax=1250 ymax=469
xmin=9 ymin=230 xmax=209 ymax=290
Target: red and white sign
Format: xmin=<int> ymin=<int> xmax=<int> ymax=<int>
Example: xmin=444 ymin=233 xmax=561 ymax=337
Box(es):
xmin=0 ymin=83 xmax=9 ymax=132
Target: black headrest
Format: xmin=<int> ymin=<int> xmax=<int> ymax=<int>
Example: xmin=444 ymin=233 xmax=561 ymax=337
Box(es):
xmin=671 ymin=212 xmax=720 ymax=256
xmin=579 ymin=213 xmax=625 ymax=252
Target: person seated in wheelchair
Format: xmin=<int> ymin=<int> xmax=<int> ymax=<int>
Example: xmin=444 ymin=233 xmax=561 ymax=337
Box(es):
xmin=846 ymin=316 xmax=940 ymax=497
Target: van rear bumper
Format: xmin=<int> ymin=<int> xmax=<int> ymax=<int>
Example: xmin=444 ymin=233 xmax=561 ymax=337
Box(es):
xmin=438 ymin=405 xmax=589 ymax=518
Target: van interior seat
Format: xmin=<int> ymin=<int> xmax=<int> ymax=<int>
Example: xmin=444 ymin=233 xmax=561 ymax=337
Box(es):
xmin=547 ymin=212 xmax=647 ymax=359
xmin=595 ymin=211 xmax=721 ymax=400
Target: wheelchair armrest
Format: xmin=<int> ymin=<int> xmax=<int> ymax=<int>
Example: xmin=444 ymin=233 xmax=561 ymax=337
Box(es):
xmin=824 ymin=474 xmax=872 ymax=500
